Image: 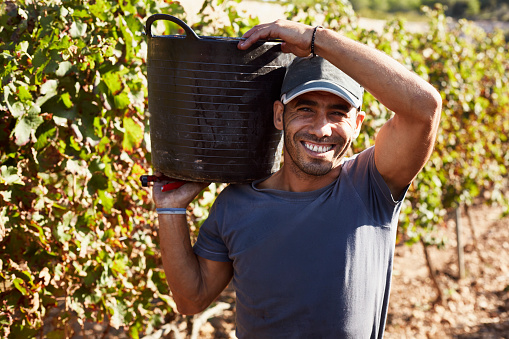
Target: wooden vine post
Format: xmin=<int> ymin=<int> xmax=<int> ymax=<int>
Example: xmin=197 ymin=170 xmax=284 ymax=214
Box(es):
xmin=456 ymin=205 xmax=466 ymax=279
xmin=421 ymin=238 xmax=444 ymax=304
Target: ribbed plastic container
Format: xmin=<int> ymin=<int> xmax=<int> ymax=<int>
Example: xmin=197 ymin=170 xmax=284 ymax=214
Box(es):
xmin=145 ymin=14 xmax=292 ymax=183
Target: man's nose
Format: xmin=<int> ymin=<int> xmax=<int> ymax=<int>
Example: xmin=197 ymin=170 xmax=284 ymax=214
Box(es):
xmin=309 ymin=116 xmax=332 ymax=138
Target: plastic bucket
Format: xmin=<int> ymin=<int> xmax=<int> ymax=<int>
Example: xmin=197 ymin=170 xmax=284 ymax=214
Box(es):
xmin=145 ymin=14 xmax=292 ymax=183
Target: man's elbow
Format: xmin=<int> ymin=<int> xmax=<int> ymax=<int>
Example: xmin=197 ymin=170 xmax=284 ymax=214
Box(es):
xmin=418 ymin=85 xmax=442 ymax=128
xmin=174 ymin=296 xmax=211 ymax=315
xmin=176 ymin=305 xmax=206 ymax=316
xmin=427 ymin=86 xmax=442 ymax=119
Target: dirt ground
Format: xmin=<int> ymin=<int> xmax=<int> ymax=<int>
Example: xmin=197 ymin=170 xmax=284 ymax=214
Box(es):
xmin=188 ymin=201 xmax=509 ymax=339
xmin=385 ymin=203 xmax=509 ymax=339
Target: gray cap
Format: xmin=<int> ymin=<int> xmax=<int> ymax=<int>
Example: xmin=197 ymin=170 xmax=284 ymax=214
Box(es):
xmin=280 ymin=56 xmax=364 ymax=109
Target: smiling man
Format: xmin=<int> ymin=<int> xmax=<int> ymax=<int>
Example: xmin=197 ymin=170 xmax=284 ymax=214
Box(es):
xmin=152 ymin=20 xmax=441 ymax=338
xmin=260 ymin=55 xmax=366 ymax=192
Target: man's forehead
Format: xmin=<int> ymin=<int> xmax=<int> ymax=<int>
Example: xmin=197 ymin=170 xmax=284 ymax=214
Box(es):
xmin=290 ymin=91 xmax=354 ymax=109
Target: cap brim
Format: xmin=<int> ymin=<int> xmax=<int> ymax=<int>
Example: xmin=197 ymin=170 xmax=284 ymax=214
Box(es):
xmin=281 ymin=80 xmax=361 ymax=109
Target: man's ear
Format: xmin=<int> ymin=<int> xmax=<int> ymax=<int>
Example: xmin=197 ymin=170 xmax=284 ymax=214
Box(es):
xmin=273 ymin=100 xmax=284 ymax=131
xmin=353 ymin=110 xmax=366 ymax=139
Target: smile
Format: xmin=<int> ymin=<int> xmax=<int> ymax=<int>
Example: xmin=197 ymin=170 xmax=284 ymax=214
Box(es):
xmin=303 ymin=142 xmax=333 ymax=154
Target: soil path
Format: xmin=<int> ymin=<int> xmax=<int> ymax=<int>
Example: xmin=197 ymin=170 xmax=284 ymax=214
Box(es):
xmin=385 ymin=203 xmax=509 ymax=338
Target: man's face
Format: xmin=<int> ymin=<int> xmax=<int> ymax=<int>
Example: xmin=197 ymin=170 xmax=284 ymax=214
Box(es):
xmin=274 ymin=91 xmax=365 ymax=177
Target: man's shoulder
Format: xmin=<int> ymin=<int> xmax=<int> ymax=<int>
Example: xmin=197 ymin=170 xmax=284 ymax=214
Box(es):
xmin=220 ymin=182 xmax=252 ymax=194
xmin=343 ymin=146 xmax=375 ymax=170
xmin=214 ymin=183 xmax=254 ymax=203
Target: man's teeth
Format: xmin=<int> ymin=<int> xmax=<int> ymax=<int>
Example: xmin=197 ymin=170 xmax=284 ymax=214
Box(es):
xmin=304 ymin=142 xmax=333 ymax=153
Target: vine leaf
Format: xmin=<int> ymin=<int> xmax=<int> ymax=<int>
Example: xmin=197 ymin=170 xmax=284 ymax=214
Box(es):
xmin=70 ymin=21 xmax=87 ymax=38
xmin=122 ymin=116 xmax=144 ymax=152
xmin=12 ymin=103 xmax=43 ymax=146
xmin=0 ymin=165 xmax=24 ymax=185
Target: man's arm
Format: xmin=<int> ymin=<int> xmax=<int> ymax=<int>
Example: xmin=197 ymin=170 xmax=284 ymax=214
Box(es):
xmin=152 ymin=179 xmax=233 ymax=315
xmin=239 ymin=21 xmax=442 ymax=197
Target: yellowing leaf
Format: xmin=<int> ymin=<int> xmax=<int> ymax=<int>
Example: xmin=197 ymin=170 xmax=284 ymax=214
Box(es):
xmin=12 ymin=278 xmax=27 ymax=295
xmin=122 ymin=116 xmax=143 ymax=152
xmin=60 ymin=92 xmax=73 ymax=108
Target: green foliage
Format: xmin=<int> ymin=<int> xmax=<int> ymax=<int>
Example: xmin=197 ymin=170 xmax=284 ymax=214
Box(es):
xmin=349 ymin=0 xmax=424 ymax=13
xmin=285 ymin=0 xmax=359 ymax=30
xmin=0 ymin=0 xmax=185 ymax=337
xmin=191 ymin=0 xmax=261 ymax=36
xmin=348 ymin=0 xmax=509 ymax=19
xmin=0 ymin=0 xmax=508 ymax=336
xmin=388 ymin=7 xmax=509 ymax=242
xmin=290 ymin=0 xmax=509 ymax=22
xmin=437 ymin=0 xmax=482 ymax=17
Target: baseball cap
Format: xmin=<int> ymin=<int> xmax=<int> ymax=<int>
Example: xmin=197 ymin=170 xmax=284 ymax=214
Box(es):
xmin=280 ymin=56 xmax=364 ymax=109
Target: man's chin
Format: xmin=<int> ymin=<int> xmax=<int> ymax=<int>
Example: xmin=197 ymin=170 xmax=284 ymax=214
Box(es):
xmin=297 ymin=161 xmax=334 ymax=177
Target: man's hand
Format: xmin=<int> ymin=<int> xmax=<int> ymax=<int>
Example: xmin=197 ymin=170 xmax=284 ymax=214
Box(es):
xmin=152 ymin=172 xmax=210 ymax=209
xmin=238 ymin=20 xmax=315 ymax=57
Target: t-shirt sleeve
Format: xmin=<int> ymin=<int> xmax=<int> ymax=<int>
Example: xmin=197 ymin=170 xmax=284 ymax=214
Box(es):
xmin=193 ymin=194 xmax=232 ymax=263
xmin=368 ymin=146 xmax=408 ymax=205
xmin=344 ymin=146 xmax=409 ymax=225
xmin=348 ymin=146 xmax=408 ymax=204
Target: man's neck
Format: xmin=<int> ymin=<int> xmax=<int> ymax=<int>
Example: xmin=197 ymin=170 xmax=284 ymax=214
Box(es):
xmin=258 ymin=164 xmax=342 ymax=192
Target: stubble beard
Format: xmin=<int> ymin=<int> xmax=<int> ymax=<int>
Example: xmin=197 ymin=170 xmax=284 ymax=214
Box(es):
xmin=284 ymin=130 xmax=351 ymax=177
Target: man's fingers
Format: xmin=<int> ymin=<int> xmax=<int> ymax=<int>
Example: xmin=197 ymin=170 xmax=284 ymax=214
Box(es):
xmin=238 ymin=30 xmax=265 ymax=50
xmin=238 ymin=21 xmax=314 ymax=58
xmin=177 ymin=181 xmax=210 ymax=195
xmin=238 ymin=22 xmax=280 ymax=50
xmin=153 ymin=181 xmax=210 ymax=208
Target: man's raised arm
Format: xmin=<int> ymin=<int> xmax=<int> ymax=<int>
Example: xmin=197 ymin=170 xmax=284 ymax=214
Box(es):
xmin=239 ymin=20 xmax=442 ymax=197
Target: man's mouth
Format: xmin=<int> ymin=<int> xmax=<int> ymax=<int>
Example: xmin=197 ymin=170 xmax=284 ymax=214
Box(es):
xmin=303 ymin=142 xmax=333 ymax=154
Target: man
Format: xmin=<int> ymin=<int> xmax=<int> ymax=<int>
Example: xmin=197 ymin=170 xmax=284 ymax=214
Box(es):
xmin=152 ymin=20 xmax=441 ymax=338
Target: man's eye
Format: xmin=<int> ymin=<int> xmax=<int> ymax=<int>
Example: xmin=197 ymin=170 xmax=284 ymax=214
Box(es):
xmin=331 ymin=111 xmax=347 ymax=117
xmin=298 ymin=107 xmax=313 ymax=112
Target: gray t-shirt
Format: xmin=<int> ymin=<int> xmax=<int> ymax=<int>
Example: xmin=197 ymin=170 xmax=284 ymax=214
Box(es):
xmin=193 ymin=146 xmax=406 ymax=338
